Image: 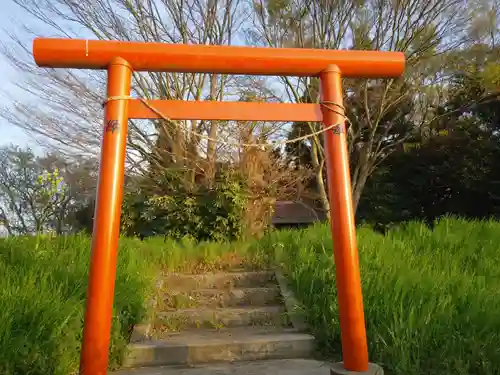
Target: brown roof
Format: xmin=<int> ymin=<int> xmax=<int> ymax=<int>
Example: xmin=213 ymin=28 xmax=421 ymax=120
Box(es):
xmin=272 ymin=201 xmax=327 ymax=224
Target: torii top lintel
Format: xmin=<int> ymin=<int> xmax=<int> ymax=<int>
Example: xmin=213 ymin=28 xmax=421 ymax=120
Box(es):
xmin=33 ymin=38 xmax=405 ymax=78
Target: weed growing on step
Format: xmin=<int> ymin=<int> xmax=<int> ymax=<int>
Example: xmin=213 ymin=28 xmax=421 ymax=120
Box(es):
xmin=164 ymin=293 xmax=197 ymax=310
xmin=144 ymin=236 xmax=269 ymax=274
xmin=154 ymin=313 xmax=191 ymax=333
xmin=253 ymin=217 xmax=500 ymax=375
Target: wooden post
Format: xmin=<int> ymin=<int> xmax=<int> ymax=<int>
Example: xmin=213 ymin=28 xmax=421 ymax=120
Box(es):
xmin=320 ymin=65 xmax=369 ymax=371
xmin=79 ymin=57 xmax=132 ymax=375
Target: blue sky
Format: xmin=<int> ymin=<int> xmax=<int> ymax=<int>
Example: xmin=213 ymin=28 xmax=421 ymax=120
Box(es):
xmin=0 ymin=1 xmax=295 ymax=153
xmin=0 ymin=1 xmax=34 ymax=148
xmin=0 ymin=2 xmax=95 ymax=151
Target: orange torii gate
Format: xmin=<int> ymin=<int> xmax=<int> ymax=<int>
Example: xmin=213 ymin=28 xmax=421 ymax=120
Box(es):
xmin=33 ymin=38 xmax=405 ymax=375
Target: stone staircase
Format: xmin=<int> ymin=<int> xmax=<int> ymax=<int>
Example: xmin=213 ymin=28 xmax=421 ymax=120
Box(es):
xmin=123 ymin=269 xmax=315 ymax=368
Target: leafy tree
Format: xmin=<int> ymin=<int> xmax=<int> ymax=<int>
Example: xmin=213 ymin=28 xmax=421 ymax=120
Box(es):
xmin=0 ymin=146 xmax=66 ymax=234
xmin=253 ymin=0 xmax=471 ymax=214
xmin=359 ymin=44 xmax=500 ymax=225
xmin=0 ymin=146 xmax=97 ymax=235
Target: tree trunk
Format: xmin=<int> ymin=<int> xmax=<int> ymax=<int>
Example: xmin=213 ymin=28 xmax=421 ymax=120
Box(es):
xmin=351 ymin=164 xmax=370 ymax=214
xmin=310 ymin=136 xmax=331 ymax=217
xmin=205 ymin=74 xmax=220 ymax=184
xmin=0 ymin=209 xmax=13 ymax=236
xmin=350 ymin=142 xmax=373 ymax=214
xmin=316 ymin=166 xmax=331 ymax=218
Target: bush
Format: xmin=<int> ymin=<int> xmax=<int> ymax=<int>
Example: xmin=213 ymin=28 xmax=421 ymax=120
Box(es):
xmin=121 ymin=169 xmax=248 ymax=242
xmin=359 ymin=125 xmax=500 ymax=227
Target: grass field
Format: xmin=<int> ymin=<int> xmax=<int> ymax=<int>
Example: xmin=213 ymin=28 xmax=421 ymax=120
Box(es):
xmin=257 ymin=217 xmax=500 ymax=375
xmin=0 ymin=235 xmax=263 ymax=375
xmin=0 ymin=217 xmax=499 ymax=375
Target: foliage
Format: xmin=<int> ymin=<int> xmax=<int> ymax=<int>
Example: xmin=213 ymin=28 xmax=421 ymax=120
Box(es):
xmin=0 ymin=147 xmax=67 ymax=235
xmin=284 ymin=79 xmax=417 ymax=212
xmin=359 ymin=125 xmax=500 ymax=226
xmin=4 ymin=0 xmax=499 ymax=226
xmin=3 ymin=218 xmax=500 ymax=374
xmin=0 ymin=146 xmax=98 ymax=236
xmin=0 ymin=233 xmax=269 ymax=375
xmin=254 ymin=0 xmax=470 ymax=214
xmin=121 ymin=169 xmax=248 ymax=242
xmin=37 ymin=169 xmax=66 ymax=200
xmin=358 ymin=46 xmax=500 ymax=227
xmin=255 ymin=218 xmax=500 ymax=375
xmin=34 ymin=169 xmax=68 ymax=232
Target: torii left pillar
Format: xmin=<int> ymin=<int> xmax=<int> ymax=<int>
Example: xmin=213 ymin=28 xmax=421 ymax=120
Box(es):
xmin=79 ymin=57 xmax=132 ymax=375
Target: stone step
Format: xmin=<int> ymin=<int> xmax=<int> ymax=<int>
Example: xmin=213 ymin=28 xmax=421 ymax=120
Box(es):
xmin=161 ymin=287 xmax=283 ymax=310
xmin=115 ymin=359 xmax=329 ymax=375
xmin=123 ymin=327 xmax=315 ymax=368
xmin=153 ymin=306 xmax=289 ymax=332
xmin=160 ymin=271 xmax=276 ymax=292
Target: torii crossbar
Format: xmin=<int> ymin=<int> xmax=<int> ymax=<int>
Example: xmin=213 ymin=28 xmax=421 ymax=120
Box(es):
xmin=33 ymin=38 xmax=405 ymax=375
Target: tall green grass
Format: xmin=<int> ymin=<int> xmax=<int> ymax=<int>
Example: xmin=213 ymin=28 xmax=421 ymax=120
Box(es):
xmin=2 ymin=218 xmax=499 ymax=375
xmin=254 ymin=217 xmax=500 ymax=375
xmin=0 ymin=234 xmax=265 ymax=375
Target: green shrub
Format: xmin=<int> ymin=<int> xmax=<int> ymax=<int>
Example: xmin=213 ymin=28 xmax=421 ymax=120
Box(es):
xmin=122 ymin=169 xmax=248 ymax=242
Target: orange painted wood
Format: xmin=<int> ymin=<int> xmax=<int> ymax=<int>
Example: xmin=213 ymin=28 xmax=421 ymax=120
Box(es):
xmin=33 ymin=38 xmax=405 ymax=78
xmin=320 ymin=65 xmax=369 ymax=371
xmin=79 ymin=58 xmax=132 ymax=375
xmin=127 ymin=100 xmax=323 ymax=122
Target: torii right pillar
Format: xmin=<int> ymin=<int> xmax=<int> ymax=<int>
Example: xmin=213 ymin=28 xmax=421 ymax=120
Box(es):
xmin=321 ymin=65 xmax=382 ymax=375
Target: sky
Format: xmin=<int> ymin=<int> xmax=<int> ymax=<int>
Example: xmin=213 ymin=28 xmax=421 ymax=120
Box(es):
xmin=0 ymin=1 xmax=98 ymax=153
xmin=0 ymin=1 xmax=295 ymax=154
xmin=0 ymin=1 xmax=32 ymax=148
